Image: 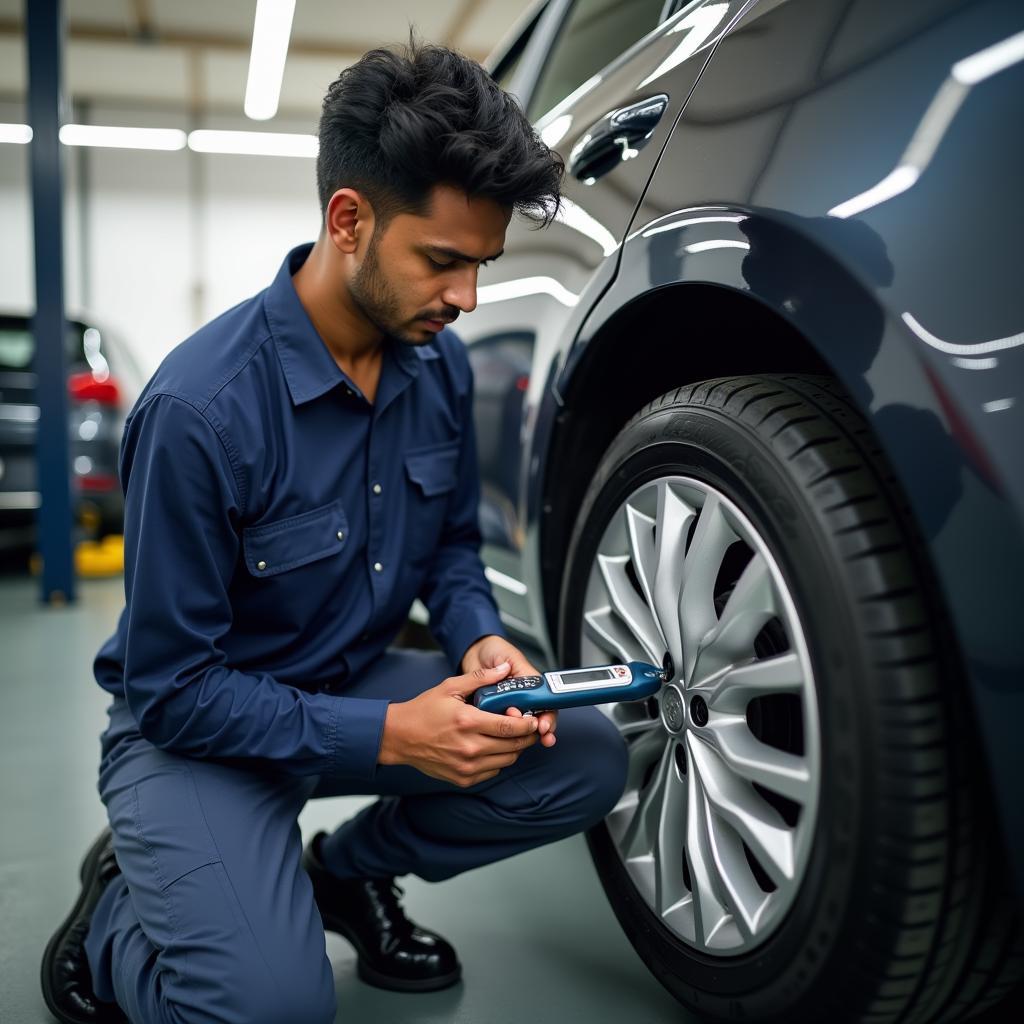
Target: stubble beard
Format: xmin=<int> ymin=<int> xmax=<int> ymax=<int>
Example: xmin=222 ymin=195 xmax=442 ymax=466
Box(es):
xmin=349 ymin=241 xmax=425 ymax=347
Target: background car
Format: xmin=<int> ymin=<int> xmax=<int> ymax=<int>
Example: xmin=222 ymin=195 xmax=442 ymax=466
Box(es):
xmin=456 ymin=0 xmax=1024 ymax=1020
xmin=0 ymin=312 xmax=144 ymax=552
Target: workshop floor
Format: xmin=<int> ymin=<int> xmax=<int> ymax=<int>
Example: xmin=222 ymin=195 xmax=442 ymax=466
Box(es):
xmin=0 ymin=570 xmax=686 ymax=1024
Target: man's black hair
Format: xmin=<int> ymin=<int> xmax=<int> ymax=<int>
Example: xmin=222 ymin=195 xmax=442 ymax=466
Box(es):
xmin=316 ymin=38 xmax=563 ymax=228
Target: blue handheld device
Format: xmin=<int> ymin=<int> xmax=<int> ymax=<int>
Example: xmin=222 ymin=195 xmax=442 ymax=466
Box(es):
xmin=471 ymin=660 xmax=668 ymax=715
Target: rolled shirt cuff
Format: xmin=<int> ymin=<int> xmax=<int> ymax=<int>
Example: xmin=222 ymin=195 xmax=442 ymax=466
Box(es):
xmin=330 ymin=695 xmax=391 ymax=779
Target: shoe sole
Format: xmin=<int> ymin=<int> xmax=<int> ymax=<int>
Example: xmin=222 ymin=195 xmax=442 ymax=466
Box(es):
xmin=40 ymin=831 xmax=121 ymax=1024
xmin=321 ymin=915 xmax=462 ymax=993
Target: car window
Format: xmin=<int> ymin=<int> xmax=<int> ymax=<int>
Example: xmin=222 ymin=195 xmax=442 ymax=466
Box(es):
xmin=0 ymin=322 xmax=87 ymax=371
xmin=527 ymin=0 xmax=667 ymax=121
xmin=492 ymin=8 xmax=544 ymax=90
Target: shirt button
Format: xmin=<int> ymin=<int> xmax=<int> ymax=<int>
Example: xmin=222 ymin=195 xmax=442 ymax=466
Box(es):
xmin=373 ymin=561 xmax=383 ymax=573
xmin=345 ymin=387 xmax=354 ymax=396
xmin=336 ymin=531 xmax=344 ymax=541
xmin=372 ymin=483 xmax=382 ymax=495
xmin=256 ymin=560 xmax=267 ymax=571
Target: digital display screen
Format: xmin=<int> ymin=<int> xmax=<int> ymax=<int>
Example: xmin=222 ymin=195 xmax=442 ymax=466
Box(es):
xmin=561 ymin=668 xmax=616 ymax=686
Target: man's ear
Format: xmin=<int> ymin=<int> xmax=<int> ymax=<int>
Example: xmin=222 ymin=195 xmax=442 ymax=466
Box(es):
xmin=325 ymin=188 xmax=374 ymax=255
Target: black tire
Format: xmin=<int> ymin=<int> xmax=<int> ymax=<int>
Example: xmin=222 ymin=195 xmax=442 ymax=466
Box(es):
xmin=558 ymin=374 xmax=1022 ymax=1023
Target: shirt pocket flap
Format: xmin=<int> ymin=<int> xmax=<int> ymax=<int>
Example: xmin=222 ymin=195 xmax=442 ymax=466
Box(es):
xmin=242 ymin=499 xmax=347 ymax=577
xmin=405 ymin=440 xmax=460 ymax=497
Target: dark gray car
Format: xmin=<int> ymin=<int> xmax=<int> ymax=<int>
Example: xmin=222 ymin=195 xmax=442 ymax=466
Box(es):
xmin=457 ymin=1 xmax=1024 ymax=1020
xmin=0 ymin=312 xmax=144 ymax=550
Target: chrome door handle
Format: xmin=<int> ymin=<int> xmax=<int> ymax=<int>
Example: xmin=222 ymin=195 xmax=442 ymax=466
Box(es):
xmin=567 ymin=93 xmax=669 ymax=182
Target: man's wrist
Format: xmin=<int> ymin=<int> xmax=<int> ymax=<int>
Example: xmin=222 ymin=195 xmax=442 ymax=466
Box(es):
xmin=460 ymin=634 xmax=502 ymax=673
xmin=378 ymin=702 xmax=405 ymax=766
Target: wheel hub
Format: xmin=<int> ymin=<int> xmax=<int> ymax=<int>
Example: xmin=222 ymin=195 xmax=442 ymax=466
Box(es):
xmin=660 ymin=683 xmax=686 ymax=733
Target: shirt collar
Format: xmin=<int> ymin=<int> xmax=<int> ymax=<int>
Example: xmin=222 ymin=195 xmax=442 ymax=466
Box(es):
xmin=264 ymin=242 xmax=441 ymax=405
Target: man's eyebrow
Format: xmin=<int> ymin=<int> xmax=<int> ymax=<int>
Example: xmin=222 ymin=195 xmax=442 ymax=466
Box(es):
xmin=425 ymin=245 xmax=505 ymax=264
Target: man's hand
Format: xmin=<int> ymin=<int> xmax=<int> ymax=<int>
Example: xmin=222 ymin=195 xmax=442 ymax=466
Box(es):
xmin=461 ymin=635 xmax=558 ymax=748
xmin=378 ymin=662 xmax=541 ymax=786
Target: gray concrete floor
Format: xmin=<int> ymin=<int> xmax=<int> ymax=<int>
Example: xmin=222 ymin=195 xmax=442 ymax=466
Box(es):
xmin=0 ymin=569 xmax=685 ymax=1024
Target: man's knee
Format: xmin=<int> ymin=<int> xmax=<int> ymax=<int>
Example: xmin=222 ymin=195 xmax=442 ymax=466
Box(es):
xmin=546 ymin=705 xmax=629 ymax=829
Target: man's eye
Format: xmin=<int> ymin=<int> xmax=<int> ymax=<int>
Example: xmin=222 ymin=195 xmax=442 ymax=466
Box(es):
xmin=427 ymin=256 xmax=453 ymax=270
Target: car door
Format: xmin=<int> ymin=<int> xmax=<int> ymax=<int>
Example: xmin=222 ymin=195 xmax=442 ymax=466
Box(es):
xmin=462 ymin=0 xmax=751 ymax=644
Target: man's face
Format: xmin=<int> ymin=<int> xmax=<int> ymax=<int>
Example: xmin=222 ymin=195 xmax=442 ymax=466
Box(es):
xmin=348 ymin=184 xmax=511 ymax=345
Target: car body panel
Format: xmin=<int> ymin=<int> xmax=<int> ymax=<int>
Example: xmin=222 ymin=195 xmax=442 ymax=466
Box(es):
xmin=464 ymin=0 xmax=752 ymax=634
xmin=507 ymin=0 xmax=1024 ymax=895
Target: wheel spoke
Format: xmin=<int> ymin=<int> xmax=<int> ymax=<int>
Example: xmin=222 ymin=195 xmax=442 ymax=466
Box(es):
xmin=685 ymin=753 xmax=732 ymax=950
xmin=584 ymin=605 xmax=644 ymax=663
xmin=691 ymin=552 xmax=777 ymax=681
xmin=652 ymin=481 xmax=696 ymax=670
xmin=688 ymin=733 xmax=796 ymax=885
xmin=600 ymin=701 xmax=661 ymax=738
xmin=699 ymin=790 xmax=770 ymax=942
xmin=654 ymin=745 xmax=689 ymax=916
xmin=624 ymin=726 xmax=667 ymax=790
xmin=692 ymin=652 xmax=805 ymax=713
xmin=702 ymin=715 xmax=812 ymax=805
xmin=679 ymin=495 xmax=739 ymax=681
xmin=597 ymin=553 xmax=663 ymax=662
xmin=620 ymin=743 xmax=673 ymax=863
xmin=625 ymin=503 xmax=659 ymax=619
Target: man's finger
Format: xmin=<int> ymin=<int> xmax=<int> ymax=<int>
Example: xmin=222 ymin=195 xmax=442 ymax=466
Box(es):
xmin=444 ymin=661 xmax=511 ymax=698
xmin=471 ymin=707 xmax=539 ymax=739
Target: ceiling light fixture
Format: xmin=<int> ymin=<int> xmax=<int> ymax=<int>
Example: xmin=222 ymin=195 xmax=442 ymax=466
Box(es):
xmin=0 ymin=123 xmax=32 ymax=144
xmin=187 ymin=129 xmax=317 ymax=158
xmin=58 ymin=124 xmax=187 ymax=150
xmin=244 ymin=0 xmax=297 ymax=121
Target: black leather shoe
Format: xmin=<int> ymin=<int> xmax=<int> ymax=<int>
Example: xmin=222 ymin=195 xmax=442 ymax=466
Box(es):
xmin=302 ymin=830 xmax=461 ymax=992
xmin=40 ymin=827 xmax=127 ymax=1023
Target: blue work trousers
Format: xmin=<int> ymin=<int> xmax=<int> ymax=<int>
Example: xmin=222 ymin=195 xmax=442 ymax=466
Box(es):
xmin=83 ymin=649 xmax=628 ymax=1024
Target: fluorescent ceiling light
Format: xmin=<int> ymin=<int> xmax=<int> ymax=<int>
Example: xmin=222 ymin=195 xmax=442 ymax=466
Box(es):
xmin=0 ymin=123 xmax=32 ymax=144
xmin=953 ymin=29 xmax=1024 ymax=85
xmin=476 ymin=276 xmax=579 ymax=308
xmin=188 ymin=129 xmax=317 ymax=158
xmin=830 ymin=29 xmax=1024 ymax=219
xmin=554 ymin=195 xmax=618 ymax=256
xmin=641 ymin=214 xmax=745 ymax=237
xmin=902 ymin=312 xmax=1024 ymax=357
xmin=59 ymin=124 xmax=186 ymax=150
xmin=684 ymin=239 xmax=750 ymax=254
xmin=245 ymin=0 xmax=297 ymax=121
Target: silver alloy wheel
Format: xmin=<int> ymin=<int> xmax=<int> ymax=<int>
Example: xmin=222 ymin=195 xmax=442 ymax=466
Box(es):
xmin=581 ymin=476 xmax=821 ymax=955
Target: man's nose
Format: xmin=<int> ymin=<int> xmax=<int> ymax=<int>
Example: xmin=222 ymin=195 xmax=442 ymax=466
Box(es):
xmin=442 ymin=268 xmax=478 ymax=314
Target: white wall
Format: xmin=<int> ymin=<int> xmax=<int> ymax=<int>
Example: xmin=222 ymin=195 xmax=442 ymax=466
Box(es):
xmin=0 ymin=101 xmax=321 ymax=377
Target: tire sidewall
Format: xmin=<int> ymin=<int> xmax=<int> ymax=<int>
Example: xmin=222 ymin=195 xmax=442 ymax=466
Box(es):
xmin=560 ymin=401 xmax=876 ymax=1020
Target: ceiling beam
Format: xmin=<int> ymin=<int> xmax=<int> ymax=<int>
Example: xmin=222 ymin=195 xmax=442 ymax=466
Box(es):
xmin=130 ymin=0 xmax=156 ymax=41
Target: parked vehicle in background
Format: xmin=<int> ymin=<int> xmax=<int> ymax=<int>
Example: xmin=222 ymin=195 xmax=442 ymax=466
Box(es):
xmin=0 ymin=312 xmax=144 ymax=551
xmin=454 ymin=0 xmax=1024 ymax=1020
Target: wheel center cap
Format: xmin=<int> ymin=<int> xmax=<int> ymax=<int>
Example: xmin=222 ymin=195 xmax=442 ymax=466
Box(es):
xmin=661 ymin=683 xmax=686 ymax=734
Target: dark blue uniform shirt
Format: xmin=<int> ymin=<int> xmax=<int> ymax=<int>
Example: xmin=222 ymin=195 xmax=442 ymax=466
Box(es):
xmin=94 ymin=243 xmax=506 ymax=779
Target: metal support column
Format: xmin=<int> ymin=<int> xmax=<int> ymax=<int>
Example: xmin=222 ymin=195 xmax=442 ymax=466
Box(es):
xmin=26 ymin=0 xmax=75 ymax=604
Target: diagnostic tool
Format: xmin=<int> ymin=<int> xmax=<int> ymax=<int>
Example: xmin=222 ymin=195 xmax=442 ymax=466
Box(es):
xmin=472 ymin=659 xmax=670 ymax=715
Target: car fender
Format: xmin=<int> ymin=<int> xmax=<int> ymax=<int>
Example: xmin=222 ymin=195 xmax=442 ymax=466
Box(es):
xmin=534 ymin=204 xmax=1024 ymax=899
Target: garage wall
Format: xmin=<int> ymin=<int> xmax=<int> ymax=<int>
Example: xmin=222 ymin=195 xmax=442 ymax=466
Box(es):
xmin=0 ymin=100 xmax=322 ymax=378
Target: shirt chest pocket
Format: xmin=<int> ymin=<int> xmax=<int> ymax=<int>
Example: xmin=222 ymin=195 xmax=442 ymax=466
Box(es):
xmin=404 ymin=440 xmax=460 ymax=563
xmin=242 ymin=498 xmax=348 ymax=579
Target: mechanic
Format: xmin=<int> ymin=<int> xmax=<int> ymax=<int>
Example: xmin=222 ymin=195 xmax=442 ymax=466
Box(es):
xmin=41 ymin=40 xmax=628 ymax=1024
